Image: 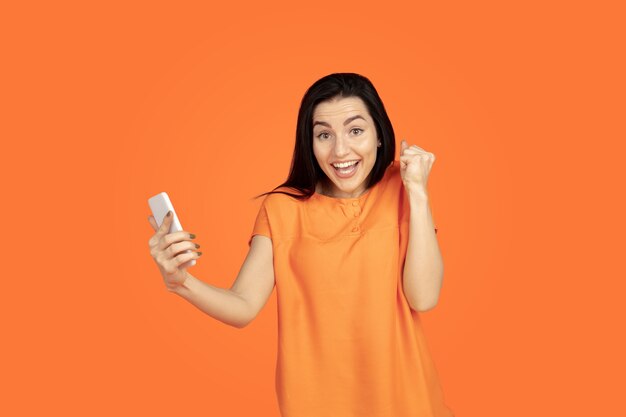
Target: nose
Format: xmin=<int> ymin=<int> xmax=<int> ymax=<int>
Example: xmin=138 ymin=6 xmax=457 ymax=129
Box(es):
xmin=333 ymin=134 xmax=350 ymax=157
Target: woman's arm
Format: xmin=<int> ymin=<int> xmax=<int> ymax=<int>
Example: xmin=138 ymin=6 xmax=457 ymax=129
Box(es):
xmin=402 ymin=190 xmax=444 ymax=312
xmin=171 ymin=275 xmax=251 ymax=328
xmin=171 ymin=234 xmax=275 ymax=328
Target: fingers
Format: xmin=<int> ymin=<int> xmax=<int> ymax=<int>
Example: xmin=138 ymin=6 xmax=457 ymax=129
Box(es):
xmin=148 ymin=210 xmax=181 ymax=247
xmin=148 ymin=211 xmax=173 ymax=233
xmin=158 ymin=228 xmax=196 ymax=250
xmin=167 ymin=240 xmax=200 ymax=259
xmin=148 ymin=211 xmax=198 ymax=249
xmin=399 ymin=139 xmax=435 ymax=162
xmin=400 ymin=153 xmax=434 ymax=164
xmin=400 ymin=139 xmax=427 ymax=156
xmin=157 ymin=210 xmax=173 ymax=234
xmin=148 ymin=215 xmax=158 ymax=231
xmin=152 ymin=232 xmax=197 ymax=267
xmin=401 ymin=139 xmax=408 ymax=153
xmin=163 ymin=250 xmax=202 ymax=274
xmin=148 ymin=213 xmax=170 ymax=247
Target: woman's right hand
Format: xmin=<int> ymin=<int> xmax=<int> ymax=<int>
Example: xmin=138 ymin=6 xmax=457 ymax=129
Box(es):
xmin=147 ymin=211 xmax=202 ymax=291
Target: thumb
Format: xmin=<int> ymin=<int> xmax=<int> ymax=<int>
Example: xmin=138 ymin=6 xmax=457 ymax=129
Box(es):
xmin=148 ymin=215 xmax=158 ymax=231
xmin=400 ymin=139 xmax=409 ymax=169
xmin=158 ymin=210 xmax=173 ymax=233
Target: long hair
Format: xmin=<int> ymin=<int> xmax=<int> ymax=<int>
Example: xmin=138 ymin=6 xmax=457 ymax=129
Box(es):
xmin=253 ymin=73 xmax=396 ymax=201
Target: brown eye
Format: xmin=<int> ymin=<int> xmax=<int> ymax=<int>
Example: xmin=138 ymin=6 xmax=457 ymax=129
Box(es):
xmin=351 ymin=128 xmax=363 ymax=135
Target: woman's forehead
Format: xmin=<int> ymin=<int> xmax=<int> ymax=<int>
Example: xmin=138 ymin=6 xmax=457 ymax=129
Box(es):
xmin=313 ymin=96 xmax=369 ymax=120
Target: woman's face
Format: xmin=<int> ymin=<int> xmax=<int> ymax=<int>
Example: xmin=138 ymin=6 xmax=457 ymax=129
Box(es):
xmin=312 ymin=96 xmax=379 ymax=198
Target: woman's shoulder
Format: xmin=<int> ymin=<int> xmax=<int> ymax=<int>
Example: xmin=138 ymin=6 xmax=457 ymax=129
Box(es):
xmin=259 ymin=186 xmax=309 ymax=208
xmin=376 ymin=160 xmax=405 ymax=202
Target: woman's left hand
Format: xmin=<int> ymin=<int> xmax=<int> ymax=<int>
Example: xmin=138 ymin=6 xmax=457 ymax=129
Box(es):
xmin=399 ymin=138 xmax=435 ymax=196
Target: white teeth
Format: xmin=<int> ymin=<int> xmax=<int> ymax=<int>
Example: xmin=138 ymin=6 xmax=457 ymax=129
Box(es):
xmin=337 ymin=164 xmax=356 ymax=174
xmin=332 ymin=160 xmax=358 ymax=168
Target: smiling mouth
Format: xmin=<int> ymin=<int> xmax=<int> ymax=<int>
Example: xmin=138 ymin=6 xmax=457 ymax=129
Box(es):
xmin=332 ymin=160 xmax=360 ymax=176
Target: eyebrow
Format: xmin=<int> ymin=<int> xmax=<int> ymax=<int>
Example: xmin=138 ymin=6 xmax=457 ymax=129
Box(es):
xmin=313 ymin=115 xmax=367 ymax=128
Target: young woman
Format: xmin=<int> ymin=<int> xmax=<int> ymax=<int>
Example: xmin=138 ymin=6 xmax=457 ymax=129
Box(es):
xmin=148 ymin=73 xmax=454 ymax=417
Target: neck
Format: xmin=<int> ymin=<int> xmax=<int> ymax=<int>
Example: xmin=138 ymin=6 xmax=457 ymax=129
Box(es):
xmin=317 ymin=179 xmax=367 ymax=199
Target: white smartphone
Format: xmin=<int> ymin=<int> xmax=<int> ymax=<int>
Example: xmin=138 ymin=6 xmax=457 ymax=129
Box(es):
xmin=148 ymin=192 xmax=196 ymax=268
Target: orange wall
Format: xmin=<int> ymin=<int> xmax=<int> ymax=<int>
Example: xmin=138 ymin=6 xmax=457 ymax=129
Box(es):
xmin=2 ymin=1 xmax=624 ymax=416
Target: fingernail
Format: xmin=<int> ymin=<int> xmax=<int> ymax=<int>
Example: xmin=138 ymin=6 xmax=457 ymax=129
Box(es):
xmin=197 ymin=252 xmax=203 ymax=256
xmin=195 ymin=243 xmax=200 ymax=248
xmin=167 ymin=211 xmax=171 ymax=217
xmin=189 ymin=233 xmax=196 ymax=239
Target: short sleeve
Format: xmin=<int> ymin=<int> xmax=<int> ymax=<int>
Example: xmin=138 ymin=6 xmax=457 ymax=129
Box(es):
xmin=248 ymin=201 xmax=272 ymax=247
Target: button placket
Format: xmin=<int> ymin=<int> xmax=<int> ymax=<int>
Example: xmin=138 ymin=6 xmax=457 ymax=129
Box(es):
xmin=351 ymin=201 xmax=362 ymax=232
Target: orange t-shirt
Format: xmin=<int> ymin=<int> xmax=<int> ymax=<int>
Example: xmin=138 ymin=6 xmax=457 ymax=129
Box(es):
xmin=248 ymin=160 xmax=454 ymax=417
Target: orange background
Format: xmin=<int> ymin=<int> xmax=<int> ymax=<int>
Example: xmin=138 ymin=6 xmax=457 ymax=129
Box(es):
xmin=2 ymin=1 xmax=625 ymax=416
